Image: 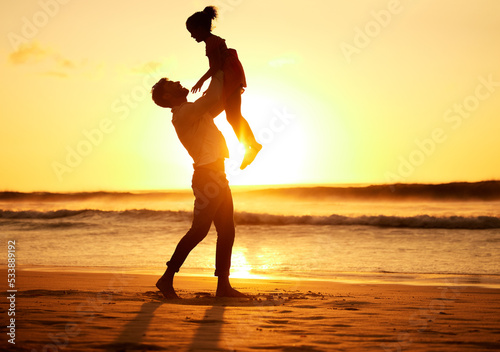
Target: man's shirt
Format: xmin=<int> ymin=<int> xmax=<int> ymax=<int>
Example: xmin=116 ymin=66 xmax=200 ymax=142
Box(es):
xmin=171 ymin=71 xmax=229 ymax=168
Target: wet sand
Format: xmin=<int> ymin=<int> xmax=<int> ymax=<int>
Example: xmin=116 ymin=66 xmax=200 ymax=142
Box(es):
xmin=2 ymin=269 xmax=500 ymax=351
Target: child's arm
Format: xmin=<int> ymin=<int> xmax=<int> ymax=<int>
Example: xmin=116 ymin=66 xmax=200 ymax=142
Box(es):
xmin=191 ymin=70 xmax=224 ymax=118
xmin=191 ymin=45 xmax=223 ymax=94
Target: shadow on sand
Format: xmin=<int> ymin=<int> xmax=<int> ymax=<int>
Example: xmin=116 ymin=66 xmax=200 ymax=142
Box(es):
xmin=103 ymin=300 xmax=164 ymax=351
xmin=186 ymin=305 xmax=226 ymax=351
xmin=104 ymin=292 xmax=256 ymax=351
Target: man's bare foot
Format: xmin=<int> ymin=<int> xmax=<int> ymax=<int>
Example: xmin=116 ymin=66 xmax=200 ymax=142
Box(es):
xmin=216 ymin=286 xmax=249 ymax=298
xmin=156 ymin=277 xmax=180 ymax=299
xmin=216 ymin=276 xmax=249 ymax=298
xmin=240 ymin=144 xmax=262 ymax=170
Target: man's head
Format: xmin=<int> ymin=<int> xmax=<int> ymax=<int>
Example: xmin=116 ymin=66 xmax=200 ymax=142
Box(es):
xmin=151 ymin=78 xmax=189 ymax=108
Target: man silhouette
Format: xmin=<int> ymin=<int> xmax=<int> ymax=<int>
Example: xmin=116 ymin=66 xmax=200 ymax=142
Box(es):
xmin=151 ymin=71 xmax=247 ymax=299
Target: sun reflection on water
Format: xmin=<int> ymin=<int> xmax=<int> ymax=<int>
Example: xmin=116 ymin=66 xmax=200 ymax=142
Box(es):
xmin=230 ymin=249 xmax=266 ymax=279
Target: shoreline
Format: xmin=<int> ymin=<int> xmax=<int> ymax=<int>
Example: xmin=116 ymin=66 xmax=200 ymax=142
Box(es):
xmin=7 ymin=265 xmax=500 ymax=289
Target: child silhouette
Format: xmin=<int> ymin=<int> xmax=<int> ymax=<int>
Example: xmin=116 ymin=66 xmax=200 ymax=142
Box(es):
xmin=187 ymin=6 xmax=262 ymax=170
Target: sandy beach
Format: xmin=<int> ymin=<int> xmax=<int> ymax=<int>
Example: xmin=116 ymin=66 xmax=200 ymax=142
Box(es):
xmin=2 ymin=1 xmax=500 ymax=351
xmin=1 ymin=269 xmax=499 ymax=351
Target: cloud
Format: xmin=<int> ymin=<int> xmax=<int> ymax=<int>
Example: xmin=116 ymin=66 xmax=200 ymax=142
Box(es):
xmin=8 ymin=41 xmax=85 ymax=78
xmin=58 ymin=58 xmax=76 ymax=69
xmin=129 ymin=61 xmax=162 ymax=74
xmin=9 ymin=41 xmax=49 ymax=65
xmin=8 ymin=41 xmax=170 ymax=80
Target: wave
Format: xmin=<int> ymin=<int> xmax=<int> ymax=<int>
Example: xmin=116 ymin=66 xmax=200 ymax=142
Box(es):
xmin=0 ymin=209 xmax=190 ymax=221
xmin=1 ymin=209 xmax=499 ymax=229
xmin=2 ymin=181 xmax=500 ymax=202
xmin=0 ymin=209 xmax=90 ymax=219
xmin=234 ymin=212 xmax=500 ymax=229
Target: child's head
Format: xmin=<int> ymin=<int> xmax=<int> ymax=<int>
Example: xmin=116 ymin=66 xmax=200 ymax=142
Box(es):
xmin=151 ymin=78 xmax=188 ymax=108
xmin=186 ymin=6 xmax=217 ymax=41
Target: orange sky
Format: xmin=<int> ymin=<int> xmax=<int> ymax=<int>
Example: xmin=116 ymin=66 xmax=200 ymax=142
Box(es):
xmin=1 ymin=0 xmax=500 ymax=192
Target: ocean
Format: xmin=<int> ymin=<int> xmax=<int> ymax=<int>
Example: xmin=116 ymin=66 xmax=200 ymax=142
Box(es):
xmin=1 ymin=182 xmax=500 ymax=288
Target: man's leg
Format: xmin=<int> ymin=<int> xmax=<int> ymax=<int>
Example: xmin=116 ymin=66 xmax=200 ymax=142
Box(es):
xmin=157 ymin=215 xmax=213 ymax=299
xmin=213 ymin=183 xmax=235 ymax=278
xmin=166 ymin=217 xmax=213 ymax=273
xmin=212 ymin=181 xmax=248 ymax=298
xmin=157 ymin=169 xmax=222 ymax=298
xmin=156 ymin=267 xmax=179 ymax=299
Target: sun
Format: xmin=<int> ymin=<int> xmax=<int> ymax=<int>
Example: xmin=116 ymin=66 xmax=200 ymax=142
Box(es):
xmin=214 ymin=92 xmax=309 ymax=186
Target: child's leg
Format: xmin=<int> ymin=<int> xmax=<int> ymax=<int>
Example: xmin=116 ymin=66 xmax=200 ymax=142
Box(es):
xmin=225 ymin=90 xmax=260 ymax=149
xmin=225 ymin=90 xmax=262 ymax=169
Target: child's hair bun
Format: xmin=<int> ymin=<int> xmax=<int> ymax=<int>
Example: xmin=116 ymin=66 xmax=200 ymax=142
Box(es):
xmin=186 ymin=6 xmax=218 ymax=31
xmin=203 ymin=6 xmax=217 ymax=20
